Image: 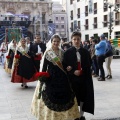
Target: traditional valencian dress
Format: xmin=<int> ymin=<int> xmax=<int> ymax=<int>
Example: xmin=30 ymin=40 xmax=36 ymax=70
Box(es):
xmin=11 ymin=45 xmax=37 ymax=83
xmin=5 ymin=45 xmax=16 ymax=74
xmin=31 ymin=48 xmax=80 ymax=120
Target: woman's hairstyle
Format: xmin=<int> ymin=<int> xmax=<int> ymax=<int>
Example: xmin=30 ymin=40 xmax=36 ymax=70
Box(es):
xmin=71 ymin=31 xmax=81 ymax=39
xmin=51 ymin=34 xmax=61 ymax=42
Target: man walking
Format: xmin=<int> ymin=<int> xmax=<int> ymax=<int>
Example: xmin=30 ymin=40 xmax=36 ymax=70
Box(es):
xmin=63 ymin=31 xmax=94 ymax=120
xmin=30 ymin=35 xmax=46 ymax=72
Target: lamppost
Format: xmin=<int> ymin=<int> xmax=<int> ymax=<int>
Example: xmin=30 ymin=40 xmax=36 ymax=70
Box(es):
xmin=104 ymin=0 xmax=119 ymax=39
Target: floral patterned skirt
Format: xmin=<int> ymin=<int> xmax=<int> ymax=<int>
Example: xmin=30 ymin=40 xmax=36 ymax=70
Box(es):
xmin=30 ymin=81 xmax=80 ymax=120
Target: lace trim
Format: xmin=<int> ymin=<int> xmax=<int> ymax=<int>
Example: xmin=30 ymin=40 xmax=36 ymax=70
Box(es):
xmin=42 ymin=91 xmax=75 ymax=112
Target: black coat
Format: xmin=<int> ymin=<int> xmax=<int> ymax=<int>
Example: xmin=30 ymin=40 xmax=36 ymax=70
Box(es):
xmin=63 ymin=47 xmax=94 ymax=115
xmin=30 ymin=42 xmax=46 ymax=57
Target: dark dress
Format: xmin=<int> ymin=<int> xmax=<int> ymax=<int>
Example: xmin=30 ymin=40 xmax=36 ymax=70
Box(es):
xmin=63 ymin=47 xmax=94 ymax=114
xmin=41 ymin=51 xmax=75 ymax=112
xmin=11 ymin=46 xmax=37 ymax=83
xmin=8 ymin=49 xmax=15 ymax=69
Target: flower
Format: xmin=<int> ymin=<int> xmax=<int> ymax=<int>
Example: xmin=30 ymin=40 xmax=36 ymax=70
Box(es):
xmin=15 ymin=54 xmax=20 ymax=59
xmin=35 ymin=72 xmax=50 ymax=79
xmin=6 ymin=56 xmax=11 ymax=59
xmin=35 ymin=72 xmax=50 ymax=99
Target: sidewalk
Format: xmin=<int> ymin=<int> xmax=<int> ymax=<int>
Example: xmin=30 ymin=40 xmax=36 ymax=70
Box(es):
xmin=0 ymin=59 xmax=120 ymax=120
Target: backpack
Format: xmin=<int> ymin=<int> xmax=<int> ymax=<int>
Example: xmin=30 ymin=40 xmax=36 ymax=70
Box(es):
xmin=105 ymin=41 xmax=113 ymax=58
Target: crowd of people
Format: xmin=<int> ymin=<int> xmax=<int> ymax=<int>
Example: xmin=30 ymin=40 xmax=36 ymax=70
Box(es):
xmin=0 ymin=31 xmax=113 ymax=120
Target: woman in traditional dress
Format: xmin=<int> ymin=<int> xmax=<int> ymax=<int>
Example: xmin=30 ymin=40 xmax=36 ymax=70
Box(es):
xmin=11 ymin=38 xmax=37 ymax=88
xmin=31 ymin=34 xmax=80 ymax=120
xmin=0 ymin=42 xmax=7 ymax=67
xmin=5 ymin=40 xmax=17 ymax=74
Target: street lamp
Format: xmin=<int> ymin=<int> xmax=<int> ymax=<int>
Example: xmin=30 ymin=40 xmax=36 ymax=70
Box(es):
xmin=104 ymin=0 xmax=119 ymax=39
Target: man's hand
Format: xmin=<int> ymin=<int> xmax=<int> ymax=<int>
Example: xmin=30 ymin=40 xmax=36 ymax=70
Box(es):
xmin=66 ymin=66 xmax=72 ymax=71
xmin=74 ymin=70 xmax=81 ymax=76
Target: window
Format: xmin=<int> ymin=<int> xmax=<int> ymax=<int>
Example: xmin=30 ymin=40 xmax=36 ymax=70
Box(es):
xmin=77 ymin=8 xmax=80 ymax=18
xmin=85 ymin=19 xmax=88 ymax=30
xmin=70 ymin=22 xmax=73 ymax=32
xmin=77 ymin=0 xmax=80 ymax=2
xmin=103 ymin=15 xmax=108 ymax=27
xmin=70 ymin=10 xmax=73 ymax=20
xmin=56 ymin=25 xmax=59 ymax=29
xmin=56 ymin=17 xmax=58 ymax=20
xmin=103 ymin=0 xmax=108 ymax=12
xmin=85 ymin=34 xmax=89 ymax=40
xmin=78 ymin=21 xmax=80 ymax=29
xmin=115 ymin=31 xmax=120 ymax=38
xmin=61 ymin=17 xmax=64 ymax=20
xmin=94 ymin=34 xmax=98 ymax=39
xmin=104 ymin=32 xmax=108 ymax=38
xmin=94 ymin=3 xmax=97 ymax=14
xmin=61 ymin=25 xmax=64 ymax=28
xmin=70 ymin=0 xmax=73 ymax=4
xmin=115 ymin=12 xmax=120 ymax=25
xmin=85 ymin=6 xmax=88 ymax=16
xmin=115 ymin=0 xmax=120 ymax=8
xmin=93 ymin=17 xmax=97 ymax=28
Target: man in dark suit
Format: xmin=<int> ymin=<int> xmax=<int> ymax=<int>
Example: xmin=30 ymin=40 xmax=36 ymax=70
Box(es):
xmin=63 ymin=31 xmax=94 ymax=120
xmin=30 ymin=35 xmax=46 ymax=72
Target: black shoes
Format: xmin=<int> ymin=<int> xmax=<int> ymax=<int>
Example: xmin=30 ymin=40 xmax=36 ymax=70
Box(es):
xmin=106 ymin=75 xmax=112 ymax=79
xmin=80 ymin=116 xmax=86 ymax=120
xmin=21 ymin=83 xmax=28 ymax=88
xmin=98 ymin=77 xmax=105 ymax=81
xmin=75 ymin=116 xmax=86 ymax=120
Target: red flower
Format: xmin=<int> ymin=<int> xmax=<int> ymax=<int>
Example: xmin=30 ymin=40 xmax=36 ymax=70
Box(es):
xmin=35 ymin=72 xmax=50 ymax=78
xmin=15 ymin=54 xmax=20 ymax=59
xmin=6 ymin=56 xmax=11 ymax=59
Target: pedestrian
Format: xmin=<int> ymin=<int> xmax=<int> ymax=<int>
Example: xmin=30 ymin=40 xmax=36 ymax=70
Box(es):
xmin=90 ymin=39 xmax=99 ymax=77
xmin=5 ymin=40 xmax=17 ymax=74
xmin=11 ymin=38 xmax=37 ymax=88
xmin=63 ymin=31 xmax=94 ymax=120
xmin=31 ymin=34 xmax=80 ymax=120
xmin=30 ymin=35 xmax=46 ymax=72
xmin=105 ymin=37 xmax=113 ymax=79
xmin=0 ymin=42 xmax=7 ymax=67
xmin=95 ymin=34 xmax=107 ymax=81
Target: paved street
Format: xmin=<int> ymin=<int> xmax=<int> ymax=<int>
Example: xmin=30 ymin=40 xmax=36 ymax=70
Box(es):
xmin=0 ymin=59 xmax=120 ymax=120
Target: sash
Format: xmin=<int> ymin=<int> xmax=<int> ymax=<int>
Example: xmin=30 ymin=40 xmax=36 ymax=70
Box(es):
xmin=17 ymin=50 xmax=31 ymax=58
xmin=47 ymin=50 xmax=66 ymax=74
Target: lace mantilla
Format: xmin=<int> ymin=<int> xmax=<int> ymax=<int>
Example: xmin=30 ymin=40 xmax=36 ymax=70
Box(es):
xmin=42 ymin=91 xmax=75 ymax=112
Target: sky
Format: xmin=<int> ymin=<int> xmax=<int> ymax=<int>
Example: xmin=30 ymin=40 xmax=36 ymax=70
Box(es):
xmin=52 ymin=0 xmax=62 ymax=4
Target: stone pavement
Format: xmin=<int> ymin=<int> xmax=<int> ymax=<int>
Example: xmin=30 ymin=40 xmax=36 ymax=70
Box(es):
xmin=0 ymin=59 xmax=120 ymax=120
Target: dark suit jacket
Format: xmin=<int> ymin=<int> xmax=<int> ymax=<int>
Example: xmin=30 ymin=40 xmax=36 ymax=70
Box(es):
xmin=63 ymin=47 xmax=94 ymax=115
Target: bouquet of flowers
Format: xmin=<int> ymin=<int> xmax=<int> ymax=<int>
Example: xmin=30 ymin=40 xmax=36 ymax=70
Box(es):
xmin=35 ymin=72 xmax=50 ymax=99
xmin=15 ymin=54 xmax=20 ymax=59
xmin=6 ymin=55 xmax=11 ymax=59
xmin=6 ymin=55 xmax=11 ymax=63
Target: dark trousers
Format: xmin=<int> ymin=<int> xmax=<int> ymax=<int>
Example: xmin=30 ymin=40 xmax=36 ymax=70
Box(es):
xmin=34 ymin=60 xmax=40 ymax=72
xmin=92 ymin=58 xmax=99 ymax=75
xmin=97 ymin=55 xmax=105 ymax=78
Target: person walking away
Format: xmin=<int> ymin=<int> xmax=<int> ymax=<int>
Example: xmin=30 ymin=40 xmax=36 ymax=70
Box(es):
xmin=105 ymin=38 xmax=113 ymax=79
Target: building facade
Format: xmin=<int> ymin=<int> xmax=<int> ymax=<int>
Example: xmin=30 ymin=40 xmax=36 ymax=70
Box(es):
xmin=0 ymin=0 xmax=52 ymax=41
xmin=66 ymin=0 xmax=120 ymax=41
xmin=52 ymin=2 xmax=68 ymax=39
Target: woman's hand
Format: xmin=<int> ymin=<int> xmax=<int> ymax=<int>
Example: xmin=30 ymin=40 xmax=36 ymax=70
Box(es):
xmin=66 ymin=66 xmax=72 ymax=71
